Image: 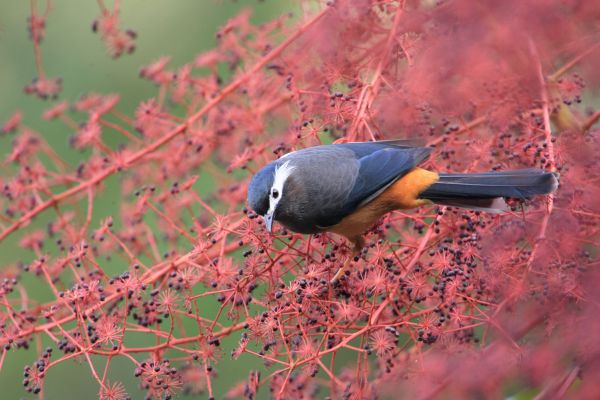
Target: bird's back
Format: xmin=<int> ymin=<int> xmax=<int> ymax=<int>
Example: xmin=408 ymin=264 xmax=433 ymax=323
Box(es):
xmin=270 ymin=142 xmax=431 ymax=233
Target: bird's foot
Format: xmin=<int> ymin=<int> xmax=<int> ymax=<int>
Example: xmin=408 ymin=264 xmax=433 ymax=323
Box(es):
xmin=330 ymin=266 xmax=346 ymax=284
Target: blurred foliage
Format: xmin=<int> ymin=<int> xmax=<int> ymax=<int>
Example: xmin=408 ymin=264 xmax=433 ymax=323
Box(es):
xmin=0 ymin=1 xmax=294 ymax=399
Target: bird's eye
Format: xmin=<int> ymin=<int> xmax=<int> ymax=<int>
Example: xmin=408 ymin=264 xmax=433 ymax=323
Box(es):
xmin=272 ymin=189 xmax=279 ymax=199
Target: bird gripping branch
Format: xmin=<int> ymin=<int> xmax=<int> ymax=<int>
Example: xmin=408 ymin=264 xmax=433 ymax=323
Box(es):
xmin=247 ymin=140 xmax=558 ymax=282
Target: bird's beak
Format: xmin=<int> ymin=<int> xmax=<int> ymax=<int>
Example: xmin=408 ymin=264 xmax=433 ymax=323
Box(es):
xmin=263 ymin=212 xmax=274 ymax=233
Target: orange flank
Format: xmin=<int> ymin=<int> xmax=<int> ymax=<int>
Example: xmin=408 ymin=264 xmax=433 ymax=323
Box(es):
xmin=330 ymin=168 xmax=439 ymax=241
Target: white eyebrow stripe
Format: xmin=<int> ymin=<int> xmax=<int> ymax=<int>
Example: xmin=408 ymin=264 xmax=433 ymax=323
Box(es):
xmin=272 ymin=160 xmax=295 ymax=193
xmin=268 ymin=160 xmax=295 ymax=213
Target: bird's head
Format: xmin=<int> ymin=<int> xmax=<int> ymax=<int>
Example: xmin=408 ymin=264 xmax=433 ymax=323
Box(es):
xmin=247 ymin=160 xmax=296 ymax=232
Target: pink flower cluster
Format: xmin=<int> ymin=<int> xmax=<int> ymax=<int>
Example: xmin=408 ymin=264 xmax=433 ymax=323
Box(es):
xmin=1 ymin=0 xmax=599 ymax=398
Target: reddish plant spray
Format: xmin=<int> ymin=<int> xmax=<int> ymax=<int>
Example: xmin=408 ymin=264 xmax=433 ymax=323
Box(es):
xmin=1 ymin=0 xmax=600 ymax=399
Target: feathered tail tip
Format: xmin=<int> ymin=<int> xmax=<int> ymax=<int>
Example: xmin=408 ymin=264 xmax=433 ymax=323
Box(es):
xmin=420 ymin=169 xmax=558 ymax=213
xmin=431 ymin=197 xmax=511 ymax=213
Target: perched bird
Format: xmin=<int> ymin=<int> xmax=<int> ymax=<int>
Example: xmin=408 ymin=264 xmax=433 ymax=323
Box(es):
xmin=247 ymin=140 xmax=558 ymax=281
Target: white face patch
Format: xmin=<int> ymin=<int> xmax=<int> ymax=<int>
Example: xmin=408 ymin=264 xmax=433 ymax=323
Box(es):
xmin=268 ymin=160 xmax=295 ymax=215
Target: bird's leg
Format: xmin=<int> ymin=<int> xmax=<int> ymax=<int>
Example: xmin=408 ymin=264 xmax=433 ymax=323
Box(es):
xmin=331 ymin=236 xmax=365 ymax=283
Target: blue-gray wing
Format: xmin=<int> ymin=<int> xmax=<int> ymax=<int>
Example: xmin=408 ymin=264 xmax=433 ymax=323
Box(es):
xmin=336 ymin=138 xmax=425 ymax=158
xmin=344 ymin=146 xmax=432 ymax=211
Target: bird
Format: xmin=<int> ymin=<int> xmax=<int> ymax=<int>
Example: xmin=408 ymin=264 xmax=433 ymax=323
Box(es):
xmin=247 ymin=139 xmax=558 ymax=282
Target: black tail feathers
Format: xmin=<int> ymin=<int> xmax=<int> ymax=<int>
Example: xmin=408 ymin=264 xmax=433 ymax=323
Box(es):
xmin=420 ymin=169 xmax=558 ymax=212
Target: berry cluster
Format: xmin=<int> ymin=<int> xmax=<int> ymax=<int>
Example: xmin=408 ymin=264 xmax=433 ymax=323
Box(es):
xmin=1 ymin=0 xmax=599 ymax=398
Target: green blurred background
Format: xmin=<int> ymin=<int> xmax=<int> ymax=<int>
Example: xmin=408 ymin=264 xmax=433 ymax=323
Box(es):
xmin=0 ymin=2 xmax=586 ymax=399
xmin=0 ymin=1 xmax=297 ymax=399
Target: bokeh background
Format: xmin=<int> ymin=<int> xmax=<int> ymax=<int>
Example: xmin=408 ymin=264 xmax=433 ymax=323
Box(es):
xmin=2 ymin=1 xmax=598 ymax=399
xmin=0 ymin=1 xmax=294 ymax=398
